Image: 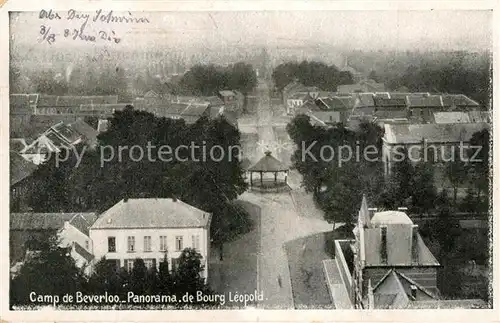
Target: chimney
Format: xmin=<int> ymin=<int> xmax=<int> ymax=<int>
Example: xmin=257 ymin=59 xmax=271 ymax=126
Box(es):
xmin=410 ymin=285 xmax=418 ymax=300
xmin=380 ymin=225 xmax=388 ymax=264
xmin=172 ymin=195 xmax=177 ymax=202
xmin=411 ymin=224 xmax=419 ymax=264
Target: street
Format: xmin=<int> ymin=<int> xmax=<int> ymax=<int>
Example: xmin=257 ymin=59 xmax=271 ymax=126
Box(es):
xmin=238 ymin=79 xmax=332 ymax=308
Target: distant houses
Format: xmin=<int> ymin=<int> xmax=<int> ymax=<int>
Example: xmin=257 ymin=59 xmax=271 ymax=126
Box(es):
xmin=9 ymin=198 xmax=213 ymax=279
xmin=280 ymin=80 xmax=486 ymax=129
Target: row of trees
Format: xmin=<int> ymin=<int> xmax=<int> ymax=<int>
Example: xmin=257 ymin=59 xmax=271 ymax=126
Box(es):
xmin=346 ymin=50 xmax=491 ymax=107
xmin=11 ymin=234 xmax=211 ymax=307
xmin=29 ymin=106 xmax=253 ymax=247
xmin=272 ymin=61 xmax=354 ymax=93
xmin=286 ymin=115 xmax=490 ymax=228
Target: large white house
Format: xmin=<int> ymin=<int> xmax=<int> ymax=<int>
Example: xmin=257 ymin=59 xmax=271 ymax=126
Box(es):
xmin=89 ymin=198 xmax=212 ymax=278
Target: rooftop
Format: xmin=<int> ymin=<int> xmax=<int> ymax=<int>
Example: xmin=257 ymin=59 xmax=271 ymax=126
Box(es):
xmin=10 ymin=153 xmax=38 ymax=186
xmin=384 ymin=122 xmax=490 ymax=144
xmin=248 ymin=151 xmax=289 ymax=172
xmin=10 ymin=213 xmax=93 ymax=231
xmin=91 ymin=198 xmax=211 ymax=229
xmin=371 ymin=211 xmax=413 ymax=226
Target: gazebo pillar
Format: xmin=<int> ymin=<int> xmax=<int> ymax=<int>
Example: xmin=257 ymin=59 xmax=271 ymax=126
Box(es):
xmin=284 ymin=170 xmax=288 ymax=184
xmin=274 ymin=171 xmax=277 ymax=183
xmin=260 ymin=171 xmax=263 ymax=185
xmin=250 ymin=171 xmax=253 ymax=187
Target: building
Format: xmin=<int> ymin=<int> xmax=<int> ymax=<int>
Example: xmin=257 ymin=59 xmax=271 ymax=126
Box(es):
xmin=89 ymin=198 xmax=212 ymax=278
xmin=315 ymin=96 xmax=354 ymax=123
xmin=19 ymin=121 xmax=95 ymax=165
xmin=10 ymin=212 xmax=97 ymax=276
xmin=322 ymin=196 xmax=487 ymax=309
xmin=35 ymin=95 xmax=119 ymax=115
xmin=382 ymin=122 xmax=490 ymax=176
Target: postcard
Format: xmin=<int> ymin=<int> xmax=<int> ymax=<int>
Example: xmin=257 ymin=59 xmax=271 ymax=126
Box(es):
xmin=1 ymin=1 xmax=498 ymax=322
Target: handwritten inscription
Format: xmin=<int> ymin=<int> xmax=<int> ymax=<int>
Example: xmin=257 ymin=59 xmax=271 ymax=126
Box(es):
xmin=37 ymin=9 xmax=150 ymax=45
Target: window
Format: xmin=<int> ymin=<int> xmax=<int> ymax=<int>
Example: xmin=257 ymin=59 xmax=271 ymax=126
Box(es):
xmin=125 ymin=259 xmax=134 ymax=272
xmin=85 ymin=240 xmax=89 ymax=250
xmin=127 ymin=236 xmax=135 ymax=252
xmin=192 ymin=235 xmax=200 ymax=251
xmin=160 ymin=236 xmax=168 ymax=252
xmin=144 ymin=236 xmax=152 ymax=252
xmin=144 ymin=259 xmax=156 ymax=270
xmin=175 ymin=236 xmax=183 ymax=251
xmin=108 ymin=237 xmax=116 ymax=252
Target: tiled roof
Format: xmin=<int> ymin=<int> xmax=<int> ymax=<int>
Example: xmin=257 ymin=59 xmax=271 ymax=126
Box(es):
xmin=69 ymin=119 xmax=98 ymax=146
xmin=384 ymin=122 xmax=489 ymax=144
xmin=10 ymin=153 xmax=37 ymax=186
xmin=38 ymin=95 xmax=119 ymax=107
xmin=318 ymin=97 xmax=352 ymax=111
xmin=91 ymin=198 xmax=211 ymax=229
xmin=248 ymin=151 xmax=289 ymax=172
xmin=354 ymin=93 xmax=375 ymax=107
xmin=79 ymin=103 xmax=129 ymax=112
xmin=442 ymin=94 xmax=480 ymax=107
xmin=406 ymin=95 xmax=443 ymax=108
xmin=373 ymin=97 xmax=406 ymax=108
xmin=433 ymin=112 xmax=471 ymax=124
xmin=52 ymin=122 xmax=83 ymax=144
xmin=10 ymin=213 xmax=80 ymax=230
xmin=73 ymin=242 xmax=94 ymax=262
xmin=69 ymin=213 xmax=97 ymax=236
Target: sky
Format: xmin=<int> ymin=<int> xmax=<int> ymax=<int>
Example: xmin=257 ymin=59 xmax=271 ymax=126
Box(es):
xmin=10 ymin=10 xmax=492 ymax=52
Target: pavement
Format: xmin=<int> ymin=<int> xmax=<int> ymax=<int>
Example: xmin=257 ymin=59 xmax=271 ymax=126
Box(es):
xmin=236 ymin=79 xmax=332 ymax=309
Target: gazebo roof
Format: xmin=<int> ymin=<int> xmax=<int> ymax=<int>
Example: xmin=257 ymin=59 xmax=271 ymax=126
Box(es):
xmin=248 ymin=151 xmax=289 ymax=172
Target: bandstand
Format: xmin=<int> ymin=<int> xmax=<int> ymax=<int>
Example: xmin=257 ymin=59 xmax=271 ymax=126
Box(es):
xmin=247 ymin=151 xmax=290 ymax=193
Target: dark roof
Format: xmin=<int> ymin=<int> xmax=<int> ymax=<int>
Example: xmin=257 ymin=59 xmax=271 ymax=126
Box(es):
xmin=373 ymin=97 xmax=406 ymax=108
xmin=406 ymin=95 xmax=443 ymax=108
xmin=69 ymin=119 xmax=98 ymax=146
xmin=353 ymin=93 xmax=375 ymax=107
xmin=373 ymin=294 xmax=398 ymax=309
xmin=74 ymin=242 xmax=94 ymax=262
xmin=52 ymin=122 xmax=82 ymax=144
xmin=38 ymin=95 xmax=119 ymax=107
xmin=79 ymin=103 xmax=128 ymax=112
xmin=69 ymin=213 xmax=97 ymax=236
xmin=10 ymin=153 xmax=37 ymax=186
xmin=384 ymin=122 xmax=490 ymax=144
xmin=10 ymin=213 xmax=80 ymax=230
xmin=248 ymin=151 xmax=289 ymax=172
xmin=406 ymin=299 xmax=488 ymax=309
xmin=91 ymin=198 xmax=211 ymax=229
xmin=442 ymin=94 xmax=480 ymax=107
xmin=318 ymin=97 xmax=352 ymax=111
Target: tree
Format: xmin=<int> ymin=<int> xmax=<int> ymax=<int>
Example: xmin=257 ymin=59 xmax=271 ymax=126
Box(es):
xmin=10 ymin=233 xmax=87 ymax=307
xmin=272 ymin=60 xmax=354 ymax=93
xmin=445 ymin=147 xmax=470 ymax=205
xmin=410 ymin=162 xmax=437 ymax=213
xmin=131 ymin=259 xmax=148 ymax=295
xmin=469 ymin=129 xmax=490 ymax=200
xmin=228 ymin=62 xmax=257 ymax=112
xmin=171 ymin=248 xmax=212 ymax=302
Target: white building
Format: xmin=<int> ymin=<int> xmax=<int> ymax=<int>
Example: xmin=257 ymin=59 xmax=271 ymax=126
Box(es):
xmin=89 ymin=198 xmax=212 ymax=278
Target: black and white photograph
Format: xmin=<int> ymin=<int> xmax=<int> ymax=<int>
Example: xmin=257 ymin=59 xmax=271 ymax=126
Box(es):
xmin=4 ymin=4 xmax=495 ymax=315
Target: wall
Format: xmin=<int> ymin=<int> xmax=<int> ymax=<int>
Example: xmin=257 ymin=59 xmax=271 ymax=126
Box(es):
xmin=335 ymin=239 xmax=354 ymax=302
xmin=90 ymin=226 xmax=209 ymax=278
